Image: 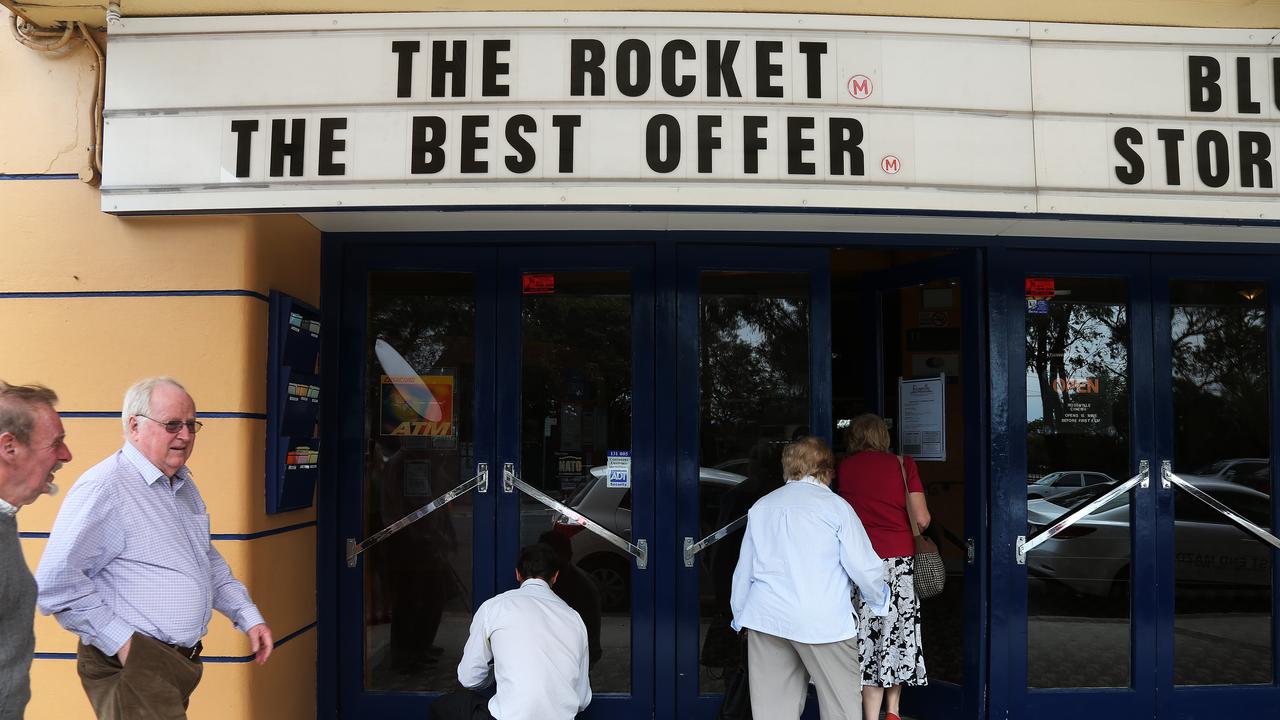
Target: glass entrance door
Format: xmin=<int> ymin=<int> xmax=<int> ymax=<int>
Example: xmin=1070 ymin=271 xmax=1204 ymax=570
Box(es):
xmin=995 ymin=251 xmax=1280 ymax=720
xmin=674 ymin=246 xmax=831 ymax=718
xmin=1150 ymin=256 xmax=1279 ymax=718
xmin=337 ymin=245 xmax=654 ymax=719
xmin=857 ymin=253 xmax=986 ymax=720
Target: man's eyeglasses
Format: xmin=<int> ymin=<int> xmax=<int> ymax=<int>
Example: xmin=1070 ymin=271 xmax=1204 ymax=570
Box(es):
xmin=137 ymin=415 xmax=204 ymax=434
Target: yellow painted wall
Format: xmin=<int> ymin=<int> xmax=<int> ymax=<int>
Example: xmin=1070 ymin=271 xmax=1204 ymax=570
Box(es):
xmin=2 ymin=6 xmax=321 ymax=718
xmin=6 ymin=0 xmax=1280 ymax=29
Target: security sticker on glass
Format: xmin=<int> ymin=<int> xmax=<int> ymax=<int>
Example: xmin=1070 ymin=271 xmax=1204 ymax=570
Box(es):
xmin=607 ymin=450 xmax=631 ymax=489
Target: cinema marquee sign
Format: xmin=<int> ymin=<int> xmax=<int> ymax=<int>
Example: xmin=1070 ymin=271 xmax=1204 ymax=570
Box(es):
xmin=101 ymin=13 xmax=1278 ymax=219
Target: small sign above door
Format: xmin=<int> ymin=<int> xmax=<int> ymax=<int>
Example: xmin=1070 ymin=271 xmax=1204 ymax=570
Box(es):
xmin=523 ymin=273 xmax=556 ymax=295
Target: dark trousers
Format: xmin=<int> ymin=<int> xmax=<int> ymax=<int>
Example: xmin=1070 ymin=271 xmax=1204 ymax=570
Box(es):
xmin=430 ymin=689 xmax=495 ymax=720
xmin=77 ymin=634 xmax=203 ymax=720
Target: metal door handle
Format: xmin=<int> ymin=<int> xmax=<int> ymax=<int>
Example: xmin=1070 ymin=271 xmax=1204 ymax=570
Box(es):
xmin=1163 ymin=461 xmax=1280 ymax=551
xmin=504 ymin=463 xmax=648 ymax=569
xmin=683 ymin=515 xmax=747 ymax=567
xmin=346 ymin=464 xmax=488 ymax=567
xmin=1017 ymin=460 xmax=1148 ymax=564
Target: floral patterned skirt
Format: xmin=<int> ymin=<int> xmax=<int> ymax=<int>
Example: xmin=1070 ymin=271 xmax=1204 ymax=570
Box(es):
xmin=855 ymin=556 xmax=928 ymax=687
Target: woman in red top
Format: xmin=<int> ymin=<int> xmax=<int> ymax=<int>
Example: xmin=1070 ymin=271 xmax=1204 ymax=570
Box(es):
xmin=836 ymin=413 xmax=931 ymax=720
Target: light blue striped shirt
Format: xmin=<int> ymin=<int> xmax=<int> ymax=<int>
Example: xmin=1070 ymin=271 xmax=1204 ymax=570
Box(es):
xmin=730 ymin=477 xmax=891 ymax=644
xmin=35 ymin=443 xmax=264 ymax=656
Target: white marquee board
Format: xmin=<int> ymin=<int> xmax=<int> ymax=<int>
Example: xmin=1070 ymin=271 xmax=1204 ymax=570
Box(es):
xmin=100 ymin=12 xmax=1279 ymax=220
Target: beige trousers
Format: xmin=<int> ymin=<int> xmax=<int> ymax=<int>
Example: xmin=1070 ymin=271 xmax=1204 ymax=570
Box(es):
xmin=746 ymin=628 xmax=862 ymax=720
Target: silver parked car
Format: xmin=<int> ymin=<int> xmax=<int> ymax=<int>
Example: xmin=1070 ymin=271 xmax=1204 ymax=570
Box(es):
xmin=1026 ymin=477 xmax=1272 ymax=600
xmin=1026 ymin=470 xmax=1117 ymax=501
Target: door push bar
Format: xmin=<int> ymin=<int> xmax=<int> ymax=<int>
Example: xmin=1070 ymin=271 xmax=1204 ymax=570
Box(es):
xmin=683 ymin=515 xmax=748 ymax=568
xmin=504 ymin=463 xmax=649 ymax=570
xmin=346 ymin=463 xmax=489 ymax=568
xmin=1017 ymin=461 xmax=1148 ymax=565
xmin=1163 ymin=461 xmax=1280 ymax=551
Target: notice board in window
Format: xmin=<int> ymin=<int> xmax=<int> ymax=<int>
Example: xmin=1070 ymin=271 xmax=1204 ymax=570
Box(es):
xmin=266 ymin=291 xmax=320 ymax=513
xmin=898 ymin=374 xmax=946 ymax=461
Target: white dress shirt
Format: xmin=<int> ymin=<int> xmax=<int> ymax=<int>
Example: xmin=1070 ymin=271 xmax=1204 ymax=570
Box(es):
xmin=730 ymin=476 xmax=891 ymax=643
xmin=458 ymin=578 xmax=592 ymax=720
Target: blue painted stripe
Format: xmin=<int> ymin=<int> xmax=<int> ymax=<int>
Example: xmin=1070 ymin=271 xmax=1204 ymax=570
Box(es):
xmin=203 ymin=622 xmax=318 ymax=663
xmin=33 ymin=622 xmax=319 ymax=663
xmin=21 ymin=520 xmax=314 ymax=542
xmin=58 ymin=411 xmax=267 ymax=419
xmin=0 ymin=289 xmax=269 ymax=302
xmin=211 ymin=521 xmax=317 ymax=541
xmin=0 ymin=174 xmax=80 ymax=181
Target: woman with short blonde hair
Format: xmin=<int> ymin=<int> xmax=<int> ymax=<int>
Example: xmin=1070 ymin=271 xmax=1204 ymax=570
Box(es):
xmin=731 ymin=436 xmax=889 ymax=720
xmin=780 ymin=435 xmax=835 ymax=483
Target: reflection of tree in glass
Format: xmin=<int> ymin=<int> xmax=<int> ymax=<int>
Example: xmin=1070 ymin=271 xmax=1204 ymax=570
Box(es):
xmin=1025 ymin=301 xmax=1130 ymax=481
xmin=1026 ymin=303 xmax=1128 ymax=432
xmin=1171 ymin=305 xmax=1268 ymax=470
xmin=700 ymin=296 xmax=808 ymax=464
xmin=522 ymin=295 xmax=633 ymax=491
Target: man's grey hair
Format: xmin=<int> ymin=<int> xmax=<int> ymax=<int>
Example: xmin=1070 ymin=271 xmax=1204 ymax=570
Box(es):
xmin=122 ymin=377 xmax=191 ymax=433
xmin=0 ymin=381 xmax=59 ymax=445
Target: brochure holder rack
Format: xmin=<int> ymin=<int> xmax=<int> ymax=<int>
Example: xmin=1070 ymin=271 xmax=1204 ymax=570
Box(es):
xmin=266 ymin=291 xmax=321 ymax=514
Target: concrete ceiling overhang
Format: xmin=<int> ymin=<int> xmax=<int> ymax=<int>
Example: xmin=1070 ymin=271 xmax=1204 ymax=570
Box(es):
xmin=4 ymin=0 xmax=1280 ymax=30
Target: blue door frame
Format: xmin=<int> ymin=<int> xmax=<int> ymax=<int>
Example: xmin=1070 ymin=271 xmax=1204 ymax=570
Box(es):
xmin=333 ymin=244 xmax=501 ymax=718
xmin=673 ymin=245 xmax=832 ymax=719
xmin=989 ymin=249 xmax=1280 ymax=720
xmin=1149 ymin=254 xmax=1280 ymax=720
xmin=494 ymin=245 xmax=657 ymax=720
xmin=328 ymin=242 xmax=657 ymax=719
xmin=861 ymin=252 xmax=988 ymax=720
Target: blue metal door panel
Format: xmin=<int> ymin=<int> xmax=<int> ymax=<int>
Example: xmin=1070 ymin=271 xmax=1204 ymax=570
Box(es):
xmin=861 ymin=251 xmax=988 ymax=720
xmin=1149 ymin=255 xmax=1280 ymax=720
xmin=990 ymin=251 xmax=1280 ymax=720
xmin=991 ymin=250 xmax=1157 ymax=720
xmin=673 ymin=245 xmax=831 ymax=719
xmin=494 ymin=245 xmax=657 ymax=720
xmin=335 ymin=244 xmax=499 ymax=718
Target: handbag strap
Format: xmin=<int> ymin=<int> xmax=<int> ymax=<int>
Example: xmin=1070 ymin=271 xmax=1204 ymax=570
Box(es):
xmin=898 ymin=454 xmax=922 ymax=538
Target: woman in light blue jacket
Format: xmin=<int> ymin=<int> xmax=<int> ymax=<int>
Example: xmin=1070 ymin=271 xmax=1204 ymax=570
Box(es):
xmin=730 ymin=436 xmax=891 ymax=720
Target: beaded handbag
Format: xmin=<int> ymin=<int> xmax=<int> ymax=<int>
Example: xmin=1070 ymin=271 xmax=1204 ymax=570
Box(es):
xmin=898 ymin=455 xmax=945 ymax=600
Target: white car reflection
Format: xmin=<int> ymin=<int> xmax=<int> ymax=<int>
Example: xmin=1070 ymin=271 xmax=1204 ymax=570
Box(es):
xmin=1026 ymin=470 xmax=1117 ymax=501
xmin=1026 ymin=477 xmax=1273 ymax=600
xmin=552 ymin=465 xmax=746 ymax=611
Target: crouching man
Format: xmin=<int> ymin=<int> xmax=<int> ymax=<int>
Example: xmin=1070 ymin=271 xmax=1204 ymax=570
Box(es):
xmin=431 ymin=543 xmax=592 ymax=720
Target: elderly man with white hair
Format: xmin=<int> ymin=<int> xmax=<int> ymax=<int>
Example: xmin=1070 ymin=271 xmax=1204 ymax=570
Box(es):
xmin=37 ymin=377 xmax=273 ymax=720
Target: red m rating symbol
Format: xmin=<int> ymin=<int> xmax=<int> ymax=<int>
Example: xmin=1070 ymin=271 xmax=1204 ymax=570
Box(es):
xmin=847 ymin=74 xmax=873 ymax=100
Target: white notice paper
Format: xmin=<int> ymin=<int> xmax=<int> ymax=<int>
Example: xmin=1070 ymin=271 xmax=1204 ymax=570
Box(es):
xmin=898 ymin=375 xmax=946 ymax=461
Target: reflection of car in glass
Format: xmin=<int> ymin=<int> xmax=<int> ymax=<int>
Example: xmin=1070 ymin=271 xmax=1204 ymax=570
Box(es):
xmin=552 ymin=465 xmax=747 ymax=611
xmin=1186 ymin=458 xmax=1270 ymax=494
xmin=1026 ymin=478 xmax=1272 ymax=600
xmin=712 ymin=457 xmax=750 ymax=478
xmin=1026 ymin=471 xmax=1117 ymax=501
